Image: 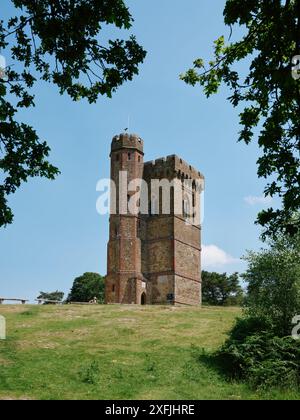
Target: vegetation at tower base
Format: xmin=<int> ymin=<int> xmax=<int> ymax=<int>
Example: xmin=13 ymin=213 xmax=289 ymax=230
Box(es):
xmin=67 ymin=272 xmax=105 ymax=303
xmin=202 ymin=271 xmax=244 ymax=307
xmin=212 ymin=233 xmax=300 ymax=390
xmin=0 ymin=0 xmax=146 ymax=228
xmin=181 ymin=0 xmax=300 ymax=239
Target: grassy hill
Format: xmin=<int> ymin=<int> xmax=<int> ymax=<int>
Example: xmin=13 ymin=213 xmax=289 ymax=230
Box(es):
xmin=0 ymin=304 xmax=298 ymax=400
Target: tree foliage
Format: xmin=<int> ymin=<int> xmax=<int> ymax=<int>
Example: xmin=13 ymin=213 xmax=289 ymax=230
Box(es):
xmin=181 ymin=0 xmax=300 ymax=239
xmin=213 ymin=234 xmax=300 ymax=389
xmin=67 ymin=272 xmax=105 ymax=303
xmin=37 ymin=290 xmax=64 ymax=304
xmin=242 ymin=233 xmax=300 ymax=336
xmin=202 ymin=271 xmax=244 ymax=306
xmin=0 ymin=0 xmax=146 ymax=227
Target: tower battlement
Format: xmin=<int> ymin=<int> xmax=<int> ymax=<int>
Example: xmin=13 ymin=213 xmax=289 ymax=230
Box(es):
xmin=111 ymin=133 xmax=144 ymax=155
xmin=144 ymin=155 xmax=205 ymax=182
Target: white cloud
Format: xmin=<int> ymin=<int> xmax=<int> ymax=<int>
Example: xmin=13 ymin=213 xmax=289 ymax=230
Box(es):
xmin=202 ymin=245 xmax=239 ymax=268
xmin=244 ymin=195 xmax=273 ymax=206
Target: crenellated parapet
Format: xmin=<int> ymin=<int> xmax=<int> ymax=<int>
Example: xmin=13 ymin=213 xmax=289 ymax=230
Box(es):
xmin=144 ymin=154 xmax=205 ymax=186
xmin=111 ymin=133 xmax=144 ymax=155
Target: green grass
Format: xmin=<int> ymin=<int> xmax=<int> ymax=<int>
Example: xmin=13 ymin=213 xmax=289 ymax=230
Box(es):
xmin=0 ymin=304 xmax=299 ymax=400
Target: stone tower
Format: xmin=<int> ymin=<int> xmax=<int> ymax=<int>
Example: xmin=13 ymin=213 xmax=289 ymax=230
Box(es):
xmin=105 ymin=133 xmax=205 ymax=306
xmin=106 ymin=133 xmax=146 ymax=304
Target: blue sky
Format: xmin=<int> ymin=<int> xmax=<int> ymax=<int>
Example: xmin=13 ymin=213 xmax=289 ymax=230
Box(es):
xmin=0 ymin=0 xmax=272 ymax=302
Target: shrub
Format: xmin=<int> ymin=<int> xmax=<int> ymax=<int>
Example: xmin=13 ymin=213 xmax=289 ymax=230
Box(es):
xmin=217 ymin=316 xmax=300 ymax=389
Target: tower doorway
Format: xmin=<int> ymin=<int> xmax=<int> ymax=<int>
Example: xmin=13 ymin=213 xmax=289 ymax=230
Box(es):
xmin=141 ymin=292 xmax=146 ymax=305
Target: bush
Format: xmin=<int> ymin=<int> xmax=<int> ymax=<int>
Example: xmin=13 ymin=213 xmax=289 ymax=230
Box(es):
xmin=217 ymin=316 xmax=300 ymax=389
xmin=211 ymin=235 xmax=300 ymax=390
xmin=249 ymin=359 xmax=298 ymax=390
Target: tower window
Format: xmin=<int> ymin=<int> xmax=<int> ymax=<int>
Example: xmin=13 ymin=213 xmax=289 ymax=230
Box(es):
xmin=116 ymin=154 xmax=119 ymax=162
xmin=112 ymin=285 xmax=115 ymax=292
xmin=183 ymin=198 xmax=191 ymax=220
xmin=138 ymin=156 xmax=141 ymax=163
xmin=128 ymin=153 xmax=131 ymax=160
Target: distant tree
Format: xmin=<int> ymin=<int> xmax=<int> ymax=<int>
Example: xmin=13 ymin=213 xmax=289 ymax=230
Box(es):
xmin=181 ymin=0 xmax=300 ymax=239
xmin=242 ymin=233 xmax=300 ymax=336
xmin=67 ymin=272 xmax=105 ymax=303
xmin=0 ymin=0 xmax=146 ymax=227
xmin=37 ymin=290 xmax=64 ymax=304
xmin=202 ymin=271 xmax=244 ymax=306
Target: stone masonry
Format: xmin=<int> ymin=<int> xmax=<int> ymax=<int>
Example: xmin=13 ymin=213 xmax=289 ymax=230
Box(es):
xmin=105 ymin=133 xmax=205 ymax=306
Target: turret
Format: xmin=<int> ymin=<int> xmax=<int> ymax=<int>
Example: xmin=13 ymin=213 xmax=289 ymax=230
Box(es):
xmin=106 ymin=133 xmax=145 ymax=304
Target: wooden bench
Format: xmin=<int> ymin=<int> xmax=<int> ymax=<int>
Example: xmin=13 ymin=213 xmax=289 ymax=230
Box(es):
xmin=67 ymin=302 xmax=97 ymax=305
xmin=0 ymin=298 xmax=29 ymax=305
xmin=35 ymin=299 xmax=63 ymax=305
